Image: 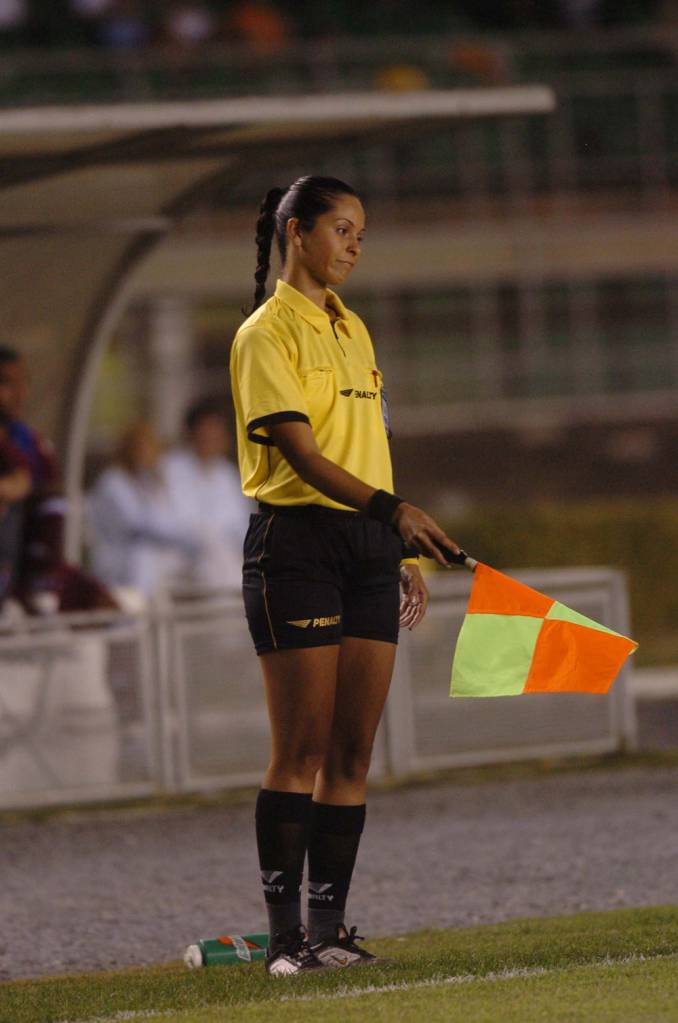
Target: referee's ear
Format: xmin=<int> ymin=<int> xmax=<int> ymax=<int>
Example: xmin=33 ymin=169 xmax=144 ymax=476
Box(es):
xmin=286 ymin=217 xmax=303 ymax=250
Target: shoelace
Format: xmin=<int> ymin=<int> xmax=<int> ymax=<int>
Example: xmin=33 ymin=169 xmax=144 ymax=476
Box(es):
xmin=338 ymin=926 xmax=364 ymax=949
xmin=287 ymin=929 xmax=318 ymax=965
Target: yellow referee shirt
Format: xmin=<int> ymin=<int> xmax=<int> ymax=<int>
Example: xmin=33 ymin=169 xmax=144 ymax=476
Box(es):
xmin=230 ymin=279 xmax=394 ymax=510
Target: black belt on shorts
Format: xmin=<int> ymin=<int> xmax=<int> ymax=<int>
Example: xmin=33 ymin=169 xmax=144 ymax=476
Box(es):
xmin=256 ymin=502 xmax=418 ymax=559
xmin=257 ymin=501 xmax=361 ymax=520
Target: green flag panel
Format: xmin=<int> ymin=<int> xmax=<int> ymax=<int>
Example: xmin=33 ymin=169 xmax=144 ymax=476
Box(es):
xmin=546 ymin=601 xmax=620 ymax=637
xmin=451 ymin=613 xmax=544 ymax=698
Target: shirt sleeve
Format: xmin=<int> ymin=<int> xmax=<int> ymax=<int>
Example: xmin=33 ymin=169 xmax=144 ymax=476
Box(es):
xmin=233 ymin=327 xmax=310 ymax=447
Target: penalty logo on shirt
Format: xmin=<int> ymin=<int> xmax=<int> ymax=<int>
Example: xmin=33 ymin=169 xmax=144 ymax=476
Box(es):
xmin=340 ymin=388 xmax=378 ymax=400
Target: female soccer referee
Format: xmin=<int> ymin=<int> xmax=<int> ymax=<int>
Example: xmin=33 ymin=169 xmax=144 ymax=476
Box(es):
xmin=230 ymin=175 xmax=460 ymax=976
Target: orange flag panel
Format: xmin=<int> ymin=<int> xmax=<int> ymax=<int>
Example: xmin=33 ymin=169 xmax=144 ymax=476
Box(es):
xmin=524 ymin=619 xmax=638 ymax=694
xmin=467 ymin=563 xmax=555 ymax=618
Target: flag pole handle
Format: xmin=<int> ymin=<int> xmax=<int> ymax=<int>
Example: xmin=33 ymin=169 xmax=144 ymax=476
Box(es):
xmin=431 ymin=541 xmax=478 ymax=572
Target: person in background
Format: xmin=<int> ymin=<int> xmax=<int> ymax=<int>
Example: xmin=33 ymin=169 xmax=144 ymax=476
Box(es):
xmin=162 ymin=397 xmax=251 ymax=592
xmin=161 ymin=2 xmax=217 ymax=51
xmin=68 ymin=0 xmax=115 ymax=46
xmin=0 ymin=345 xmax=56 ymax=489
xmin=95 ymin=0 xmax=150 ymax=50
xmin=0 ymin=344 xmax=64 ymax=611
xmin=227 ymin=0 xmax=289 ymax=55
xmin=88 ymin=420 xmax=199 ymax=600
xmin=0 ymin=409 xmax=31 ymax=606
xmin=0 ymin=0 xmax=28 ymax=46
xmin=0 ymin=411 xmax=30 ymax=515
xmin=0 ymin=344 xmax=116 ymax=614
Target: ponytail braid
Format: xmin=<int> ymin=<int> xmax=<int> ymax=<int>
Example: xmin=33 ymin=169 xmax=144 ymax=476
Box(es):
xmin=246 ymin=186 xmax=286 ymax=315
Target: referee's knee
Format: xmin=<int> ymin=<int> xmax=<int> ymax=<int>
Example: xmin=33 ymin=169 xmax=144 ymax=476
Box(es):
xmin=322 ymin=745 xmax=372 ymax=787
xmin=268 ymin=748 xmax=327 ymax=788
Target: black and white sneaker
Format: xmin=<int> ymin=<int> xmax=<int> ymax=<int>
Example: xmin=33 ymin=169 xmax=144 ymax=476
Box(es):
xmin=265 ymin=925 xmax=324 ymax=977
xmin=311 ymin=923 xmax=378 ymax=968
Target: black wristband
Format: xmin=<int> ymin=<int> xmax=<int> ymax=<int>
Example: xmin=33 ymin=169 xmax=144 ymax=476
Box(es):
xmin=401 ymin=543 xmax=420 ymax=560
xmin=367 ymin=489 xmax=404 ymax=525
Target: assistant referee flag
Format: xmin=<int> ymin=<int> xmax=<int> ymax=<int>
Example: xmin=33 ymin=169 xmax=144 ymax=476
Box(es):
xmin=451 ymin=563 xmax=637 ymax=698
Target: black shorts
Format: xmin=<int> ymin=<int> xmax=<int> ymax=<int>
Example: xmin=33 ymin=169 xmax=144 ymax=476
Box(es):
xmin=242 ymin=503 xmax=402 ymax=655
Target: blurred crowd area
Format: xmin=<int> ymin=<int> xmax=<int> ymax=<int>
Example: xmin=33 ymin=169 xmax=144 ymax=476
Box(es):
xmin=1 ymin=345 xmax=250 ymax=614
xmin=0 ymin=0 xmax=670 ymax=53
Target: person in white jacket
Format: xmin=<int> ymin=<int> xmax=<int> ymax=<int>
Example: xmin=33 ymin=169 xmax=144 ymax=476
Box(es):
xmin=88 ymin=421 xmax=198 ymax=600
xmin=161 ymin=397 xmax=251 ymax=592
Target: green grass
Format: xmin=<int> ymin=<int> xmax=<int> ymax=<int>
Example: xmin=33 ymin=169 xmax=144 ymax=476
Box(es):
xmin=163 ymin=957 xmax=678 ymax=1023
xmin=3 ymin=907 xmax=678 ymax=1023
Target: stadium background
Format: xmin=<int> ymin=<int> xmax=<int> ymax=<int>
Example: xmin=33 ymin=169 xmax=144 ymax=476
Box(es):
xmin=2 ymin=3 xmax=678 ymax=1002
xmin=5 ymin=1 xmax=674 ymax=661
xmin=0 ymin=3 xmax=676 ymax=747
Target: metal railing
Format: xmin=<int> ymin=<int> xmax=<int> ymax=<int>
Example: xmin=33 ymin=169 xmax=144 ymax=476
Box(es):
xmin=0 ymin=567 xmax=636 ymax=810
xmin=0 ymin=609 xmax=158 ymax=807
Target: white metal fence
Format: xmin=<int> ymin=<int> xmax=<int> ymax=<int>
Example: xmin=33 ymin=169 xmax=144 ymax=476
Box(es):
xmin=0 ymin=567 xmax=636 ymax=810
xmin=0 ymin=611 xmax=158 ymax=808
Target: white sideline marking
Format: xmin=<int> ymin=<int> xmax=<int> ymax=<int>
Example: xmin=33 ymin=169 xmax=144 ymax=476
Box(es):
xmin=62 ymin=951 xmax=678 ymax=1023
xmin=278 ymin=952 xmax=678 ymax=1005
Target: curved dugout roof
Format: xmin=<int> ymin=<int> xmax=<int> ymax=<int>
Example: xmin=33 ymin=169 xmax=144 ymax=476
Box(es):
xmin=0 ymin=87 xmax=554 ymax=529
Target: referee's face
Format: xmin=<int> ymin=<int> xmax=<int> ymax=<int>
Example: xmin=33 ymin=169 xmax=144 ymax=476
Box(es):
xmin=296 ymin=194 xmax=365 ymax=288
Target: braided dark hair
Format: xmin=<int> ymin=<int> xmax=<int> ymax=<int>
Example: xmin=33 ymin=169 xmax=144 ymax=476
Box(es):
xmin=247 ymin=186 xmax=286 ymax=315
xmin=245 ymin=175 xmax=358 ymax=314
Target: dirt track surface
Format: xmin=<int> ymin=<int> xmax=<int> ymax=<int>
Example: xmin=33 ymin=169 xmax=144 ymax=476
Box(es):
xmin=1 ymin=764 xmax=677 ymax=980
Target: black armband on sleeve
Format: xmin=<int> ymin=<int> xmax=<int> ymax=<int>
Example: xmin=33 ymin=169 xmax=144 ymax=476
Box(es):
xmin=247 ymin=411 xmax=310 ymax=446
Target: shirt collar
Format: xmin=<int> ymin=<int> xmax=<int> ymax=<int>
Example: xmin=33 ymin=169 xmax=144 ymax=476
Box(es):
xmin=275 ymin=279 xmax=350 ymax=334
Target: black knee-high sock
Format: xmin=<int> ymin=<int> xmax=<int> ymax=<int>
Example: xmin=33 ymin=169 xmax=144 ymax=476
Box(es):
xmin=307 ymin=802 xmax=366 ymax=944
xmin=255 ymin=789 xmax=312 ymax=948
